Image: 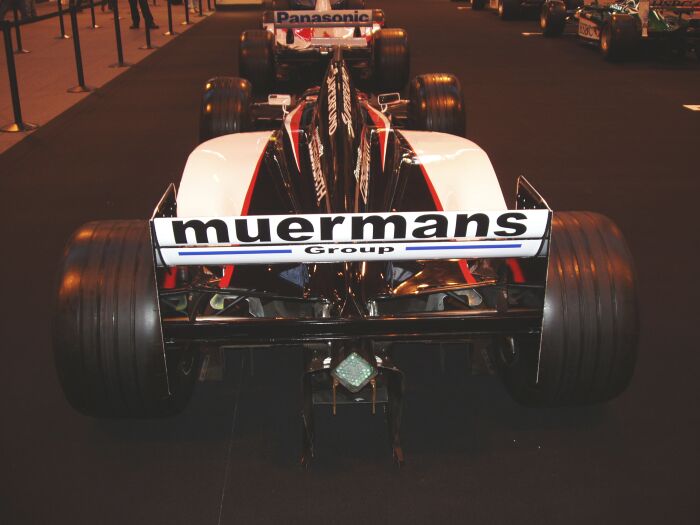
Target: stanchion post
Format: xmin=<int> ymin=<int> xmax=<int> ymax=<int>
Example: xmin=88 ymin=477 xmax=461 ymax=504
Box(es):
xmin=109 ymin=0 xmax=131 ymax=67
xmin=182 ymin=0 xmax=192 ymax=26
xmin=164 ymin=0 xmax=177 ymax=36
xmin=207 ymin=0 xmax=212 ymax=12
xmin=197 ymin=0 xmax=203 ymax=17
xmin=12 ymin=7 xmax=30 ymax=54
xmin=0 ymin=22 xmax=38 ymax=133
xmin=139 ymin=21 xmax=158 ymax=50
xmin=67 ymin=1 xmax=93 ymax=92
xmin=87 ymin=0 xmax=100 ymax=29
xmin=56 ymin=0 xmax=71 ymax=39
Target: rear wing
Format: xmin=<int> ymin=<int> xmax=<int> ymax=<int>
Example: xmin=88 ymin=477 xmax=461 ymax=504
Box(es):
xmin=639 ymin=0 xmax=700 ymax=37
xmin=272 ymin=10 xmax=375 ymax=29
xmin=151 ymin=209 xmax=551 ymax=267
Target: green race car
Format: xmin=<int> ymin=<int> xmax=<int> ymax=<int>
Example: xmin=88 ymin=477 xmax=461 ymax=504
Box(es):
xmin=540 ymin=0 xmax=700 ymax=60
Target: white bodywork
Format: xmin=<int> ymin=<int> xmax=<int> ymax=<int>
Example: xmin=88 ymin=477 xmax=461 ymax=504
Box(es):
xmin=158 ymin=129 xmax=542 ymax=267
xmin=400 ymin=131 xmax=508 ymax=212
xmin=177 ymin=132 xmax=272 ymax=217
xmin=177 ymin=131 xmax=508 ymax=218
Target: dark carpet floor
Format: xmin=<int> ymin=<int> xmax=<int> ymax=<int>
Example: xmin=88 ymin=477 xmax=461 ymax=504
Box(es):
xmin=1 ymin=1 xmax=699 ymax=524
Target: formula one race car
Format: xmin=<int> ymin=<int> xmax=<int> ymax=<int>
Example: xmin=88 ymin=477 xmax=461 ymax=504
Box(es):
xmin=540 ymin=0 xmax=700 ymax=60
xmin=53 ymin=53 xmax=638 ymax=465
xmin=241 ymin=0 xmax=408 ymax=93
xmin=464 ymin=0 xmax=581 ymax=20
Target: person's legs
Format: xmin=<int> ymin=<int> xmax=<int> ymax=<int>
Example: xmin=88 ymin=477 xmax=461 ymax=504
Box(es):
xmin=27 ymin=0 xmax=37 ymax=17
xmin=127 ymin=0 xmax=140 ymax=27
xmin=0 ymin=0 xmax=10 ymax=20
xmin=11 ymin=0 xmax=30 ymax=18
xmin=138 ymin=0 xmax=156 ymax=27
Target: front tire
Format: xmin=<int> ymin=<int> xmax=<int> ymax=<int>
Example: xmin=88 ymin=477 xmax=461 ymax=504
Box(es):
xmin=53 ymin=221 xmax=197 ymax=418
xmin=408 ymin=73 xmax=466 ymax=137
xmin=199 ymin=77 xmax=252 ymax=143
xmin=501 ymin=212 xmax=638 ymax=406
xmin=373 ymin=28 xmax=410 ymax=93
xmin=239 ymin=29 xmax=275 ymax=94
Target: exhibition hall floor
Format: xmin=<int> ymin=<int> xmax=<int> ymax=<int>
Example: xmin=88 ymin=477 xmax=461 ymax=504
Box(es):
xmin=1 ymin=2 xmax=698 ymax=523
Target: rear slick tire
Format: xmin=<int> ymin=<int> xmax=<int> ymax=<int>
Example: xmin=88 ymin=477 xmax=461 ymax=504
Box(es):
xmin=600 ymin=15 xmax=639 ymax=61
xmin=373 ymin=28 xmax=410 ymax=93
xmin=53 ymin=221 xmax=196 ymax=418
xmin=408 ymin=73 xmax=467 ymax=137
xmin=498 ymin=0 xmax=520 ymax=20
xmin=501 ymin=212 xmax=638 ymax=406
xmin=199 ymin=76 xmax=253 ymax=143
xmin=239 ymin=29 xmax=275 ymax=94
xmin=541 ymin=1 xmax=566 ymax=37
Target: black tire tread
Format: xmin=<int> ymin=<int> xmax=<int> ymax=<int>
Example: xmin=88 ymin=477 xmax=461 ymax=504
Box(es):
xmin=541 ymin=1 xmax=566 ymax=37
xmin=239 ymin=29 xmax=275 ymax=94
xmin=409 ymin=73 xmax=466 ymax=137
xmin=373 ymin=28 xmax=410 ymax=93
xmin=503 ymin=212 xmax=638 ymax=406
xmin=500 ymin=0 xmax=521 ymax=20
xmin=199 ymin=77 xmax=252 ymax=143
xmin=53 ymin=221 xmax=194 ymax=418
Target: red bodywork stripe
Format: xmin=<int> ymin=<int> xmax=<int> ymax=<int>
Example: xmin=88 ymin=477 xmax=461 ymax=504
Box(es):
xmin=507 ymin=258 xmax=526 ymax=284
xmin=220 ymin=147 xmax=267 ymax=289
xmin=364 ymin=103 xmax=388 ymax=171
xmin=288 ymin=102 xmax=305 ymax=172
xmin=416 ymin=162 xmax=476 ymax=284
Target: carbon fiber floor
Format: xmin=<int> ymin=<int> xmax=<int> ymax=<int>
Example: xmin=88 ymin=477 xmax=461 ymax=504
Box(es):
xmin=1 ymin=2 xmax=699 ymax=524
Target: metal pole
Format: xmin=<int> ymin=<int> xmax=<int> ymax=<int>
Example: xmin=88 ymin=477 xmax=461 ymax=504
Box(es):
xmin=207 ymin=0 xmax=212 ymax=12
xmin=12 ymin=8 xmax=30 ymax=54
xmin=164 ymin=0 xmax=177 ymax=36
xmin=87 ymin=0 xmax=100 ymax=29
xmin=67 ymin=2 xmax=92 ymax=92
xmin=139 ymin=21 xmax=158 ymax=50
xmin=109 ymin=0 xmax=131 ymax=67
xmin=56 ymin=0 xmax=71 ymax=39
xmin=0 ymin=22 xmax=38 ymax=133
xmin=182 ymin=0 xmax=191 ymax=26
xmin=197 ymin=0 xmax=203 ymax=17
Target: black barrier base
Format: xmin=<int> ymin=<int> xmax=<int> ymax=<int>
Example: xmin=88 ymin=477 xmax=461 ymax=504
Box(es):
xmin=56 ymin=34 xmax=71 ymax=40
xmin=67 ymin=84 xmax=94 ymax=93
xmin=109 ymin=62 xmax=133 ymax=68
xmin=139 ymin=44 xmax=159 ymax=50
xmin=14 ymin=48 xmax=30 ymax=54
xmin=86 ymin=24 xmax=101 ymax=29
xmin=163 ymin=31 xmax=178 ymax=36
xmin=0 ymin=121 xmax=38 ymax=133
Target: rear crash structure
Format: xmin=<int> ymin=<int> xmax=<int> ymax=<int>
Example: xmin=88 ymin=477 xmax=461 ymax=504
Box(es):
xmin=53 ymin=56 xmax=638 ymax=466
